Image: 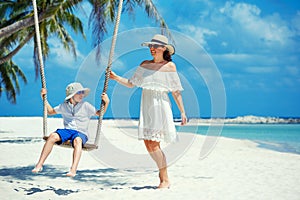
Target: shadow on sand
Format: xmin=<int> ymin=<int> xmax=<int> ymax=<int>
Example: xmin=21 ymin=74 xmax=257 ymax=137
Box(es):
xmin=0 ymin=165 xmax=158 ymax=196
xmin=131 ymin=186 xmax=157 ymax=190
xmin=0 ymin=137 xmax=42 ymax=144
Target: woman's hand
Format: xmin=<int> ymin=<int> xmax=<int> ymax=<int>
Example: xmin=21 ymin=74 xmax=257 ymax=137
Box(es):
xmin=109 ymin=71 xmax=134 ymax=88
xmin=109 ymin=71 xmax=118 ymax=80
xmin=181 ymin=112 xmax=187 ymax=125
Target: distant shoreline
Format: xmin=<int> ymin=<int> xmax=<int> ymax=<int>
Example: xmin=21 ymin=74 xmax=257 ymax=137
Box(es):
xmin=1 ymin=115 xmax=300 ymax=124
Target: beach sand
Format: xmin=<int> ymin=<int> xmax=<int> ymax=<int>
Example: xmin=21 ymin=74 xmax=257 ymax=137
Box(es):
xmin=0 ymin=117 xmax=300 ymax=200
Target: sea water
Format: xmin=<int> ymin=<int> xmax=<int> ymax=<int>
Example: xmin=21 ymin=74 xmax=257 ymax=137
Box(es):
xmin=176 ymin=124 xmax=300 ymax=154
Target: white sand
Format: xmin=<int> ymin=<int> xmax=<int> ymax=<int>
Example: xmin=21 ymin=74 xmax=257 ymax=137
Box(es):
xmin=0 ymin=117 xmax=300 ymax=200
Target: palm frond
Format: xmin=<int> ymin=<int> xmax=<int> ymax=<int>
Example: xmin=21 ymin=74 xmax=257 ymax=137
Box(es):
xmin=88 ymin=0 xmax=109 ymax=58
xmin=0 ymin=56 xmax=27 ymax=104
xmin=137 ymin=0 xmax=173 ymax=43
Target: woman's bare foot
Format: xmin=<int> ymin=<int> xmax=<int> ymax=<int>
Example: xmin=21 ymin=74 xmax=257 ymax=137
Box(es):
xmin=158 ymin=180 xmax=170 ymax=189
xmin=66 ymin=171 xmax=76 ymax=177
xmin=158 ymin=169 xmax=170 ymax=188
xmin=32 ymin=166 xmax=43 ymax=173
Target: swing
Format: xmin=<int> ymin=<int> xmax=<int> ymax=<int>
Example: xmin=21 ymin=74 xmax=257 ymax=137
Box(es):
xmin=32 ymin=0 xmax=124 ymax=151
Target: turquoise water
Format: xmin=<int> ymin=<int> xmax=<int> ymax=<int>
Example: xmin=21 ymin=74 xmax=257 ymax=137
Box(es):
xmin=176 ymin=124 xmax=300 ymax=154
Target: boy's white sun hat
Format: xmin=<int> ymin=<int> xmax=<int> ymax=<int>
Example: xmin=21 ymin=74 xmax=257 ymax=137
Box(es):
xmin=65 ymin=82 xmax=90 ymax=100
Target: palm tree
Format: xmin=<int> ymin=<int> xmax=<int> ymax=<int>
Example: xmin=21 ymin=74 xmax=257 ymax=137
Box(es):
xmin=0 ymin=48 xmax=27 ymax=104
xmin=1 ymin=0 xmax=85 ymax=75
xmin=0 ymin=0 xmax=169 ymax=103
xmin=0 ymin=0 xmax=84 ymax=39
xmin=88 ymin=0 xmax=170 ymax=57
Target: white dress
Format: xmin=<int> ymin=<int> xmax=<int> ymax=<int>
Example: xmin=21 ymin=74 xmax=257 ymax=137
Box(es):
xmin=129 ymin=66 xmax=183 ymax=143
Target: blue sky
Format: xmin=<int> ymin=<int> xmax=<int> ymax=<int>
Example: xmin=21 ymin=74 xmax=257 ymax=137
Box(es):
xmin=1 ymin=0 xmax=300 ymax=118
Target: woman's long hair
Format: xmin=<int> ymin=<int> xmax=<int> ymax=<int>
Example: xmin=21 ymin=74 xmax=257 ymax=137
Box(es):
xmin=163 ymin=50 xmax=172 ymax=61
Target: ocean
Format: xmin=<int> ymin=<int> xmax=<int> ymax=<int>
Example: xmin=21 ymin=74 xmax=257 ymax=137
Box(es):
xmin=176 ymin=124 xmax=300 ymax=154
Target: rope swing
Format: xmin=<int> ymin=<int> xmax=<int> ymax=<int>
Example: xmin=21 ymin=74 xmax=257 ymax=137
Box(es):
xmin=95 ymin=0 xmax=124 ymax=147
xmin=32 ymin=0 xmax=124 ymax=151
xmin=32 ymin=0 xmax=47 ymax=138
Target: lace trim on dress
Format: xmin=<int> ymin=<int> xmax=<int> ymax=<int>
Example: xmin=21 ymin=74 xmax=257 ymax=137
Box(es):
xmin=130 ymin=67 xmax=183 ymax=92
xmin=138 ymin=127 xmax=177 ymax=143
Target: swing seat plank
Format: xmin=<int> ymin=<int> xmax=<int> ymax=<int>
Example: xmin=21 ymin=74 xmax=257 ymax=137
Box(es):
xmin=43 ymin=136 xmax=98 ymax=151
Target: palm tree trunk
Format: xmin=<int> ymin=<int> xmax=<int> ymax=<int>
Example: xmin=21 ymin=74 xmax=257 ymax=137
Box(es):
xmin=0 ymin=12 xmax=49 ymax=39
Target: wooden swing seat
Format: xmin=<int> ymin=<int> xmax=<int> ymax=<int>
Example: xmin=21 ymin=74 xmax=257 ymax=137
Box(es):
xmin=43 ymin=136 xmax=98 ymax=151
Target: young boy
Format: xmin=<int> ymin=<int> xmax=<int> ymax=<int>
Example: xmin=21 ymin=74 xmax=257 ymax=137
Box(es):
xmin=32 ymin=82 xmax=109 ymax=177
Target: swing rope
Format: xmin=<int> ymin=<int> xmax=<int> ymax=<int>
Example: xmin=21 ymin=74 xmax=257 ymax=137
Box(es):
xmin=32 ymin=0 xmax=47 ymax=138
xmin=95 ymin=0 xmax=124 ymax=147
xmin=32 ymin=0 xmax=124 ymax=149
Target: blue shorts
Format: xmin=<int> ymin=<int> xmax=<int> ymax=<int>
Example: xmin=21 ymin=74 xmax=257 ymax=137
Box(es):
xmin=55 ymin=129 xmax=88 ymax=147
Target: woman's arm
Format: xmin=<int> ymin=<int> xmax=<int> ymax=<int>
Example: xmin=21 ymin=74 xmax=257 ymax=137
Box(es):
xmin=110 ymin=71 xmax=134 ymax=88
xmin=172 ymin=90 xmax=187 ymax=125
xmin=41 ymin=88 xmax=57 ymax=115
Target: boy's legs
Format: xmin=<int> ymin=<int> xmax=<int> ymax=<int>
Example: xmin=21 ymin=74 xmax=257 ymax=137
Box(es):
xmin=66 ymin=137 xmax=83 ymax=177
xmin=32 ymin=132 xmax=61 ymax=172
xmin=33 ymin=129 xmax=86 ymax=176
xmin=66 ymin=132 xmax=87 ymax=177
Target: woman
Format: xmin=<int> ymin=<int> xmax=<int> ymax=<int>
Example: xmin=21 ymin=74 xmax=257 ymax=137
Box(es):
xmin=110 ymin=34 xmax=187 ymax=188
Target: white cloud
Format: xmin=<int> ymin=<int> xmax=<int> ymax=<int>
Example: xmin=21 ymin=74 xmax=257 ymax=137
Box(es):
xmin=220 ymin=1 xmax=293 ymax=45
xmin=14 ymin=42 xmax=35 ymax=70
xmin=214 ymin=53 xmax=253 ymax=61
xmin=292 ymin=11 xmax=300 ymax=35
xmin=286 ymin=66 xmax=299 ymax=75
xmin=175 ymin=1 xmax=296 ymax=54
xmin=230 ymin=80 xmax=244 ymax=89
xmin=47 ymin=38 xmax=85 ymax=69
xmin=275 ymin=77 xmax=294 ymax=87
xmin=178 ymin=25 xmax=217 ymax=47
xmin=221 ymin=42 xmax=228 ymax=47
xmin=244 ymin=66 xmax=280 ymax=74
